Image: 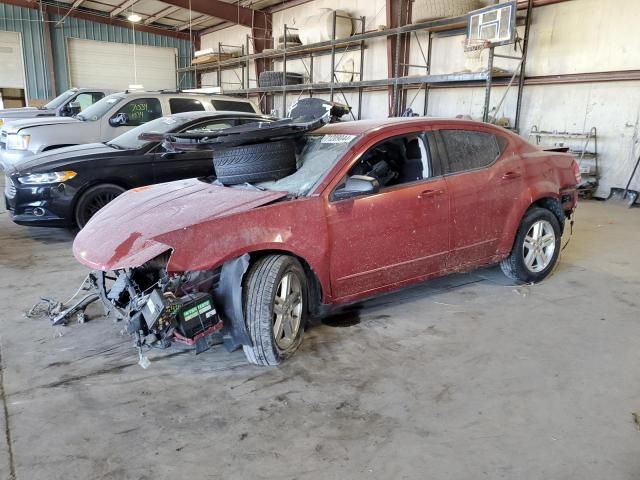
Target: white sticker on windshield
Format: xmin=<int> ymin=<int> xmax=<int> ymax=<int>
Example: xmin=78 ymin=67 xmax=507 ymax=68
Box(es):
xmin=161 ymin=117 xmax=177 ymax=125
xmin=106 ymin=98 xmax=118 ymax=104
xmin=321 ymin=134 xmax=356 ymax=144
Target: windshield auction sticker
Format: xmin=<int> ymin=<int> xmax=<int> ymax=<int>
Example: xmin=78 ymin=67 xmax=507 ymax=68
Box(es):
xmin=321 ymin=134 xmax=356 ymax=144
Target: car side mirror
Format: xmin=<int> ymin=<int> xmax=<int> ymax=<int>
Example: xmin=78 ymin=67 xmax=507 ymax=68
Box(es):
xmin=332 ymin=175 xmax=380 ymax=201
xmin=109 ymin=113 xmax=129 ymax=127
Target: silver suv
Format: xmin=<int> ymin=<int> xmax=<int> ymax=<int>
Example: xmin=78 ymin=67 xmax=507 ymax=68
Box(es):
xmin=0 ymin=91 xmax=259 ymax=168
xmin=0 ymin=88 xmax=113 ymax=126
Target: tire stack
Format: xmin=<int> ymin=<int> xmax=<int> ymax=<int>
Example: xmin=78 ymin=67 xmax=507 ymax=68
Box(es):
xmin=258 ymin=71 xmax=305 ymax=87
xmin=213 ymin=139 xmax=297 ymax=185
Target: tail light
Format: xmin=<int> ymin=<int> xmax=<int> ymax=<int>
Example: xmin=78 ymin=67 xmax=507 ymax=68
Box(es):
xmin=571 ymin=159 xmax=582 ymax=184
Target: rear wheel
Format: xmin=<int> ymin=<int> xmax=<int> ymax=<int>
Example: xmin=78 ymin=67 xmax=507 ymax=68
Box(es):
xmin=243 ymin=255 xmax=307 ymax=366
xmin=74 ymin=183 xmax=125 ymax=228
xmin=500 ymin=207 xmax=562 ymax=283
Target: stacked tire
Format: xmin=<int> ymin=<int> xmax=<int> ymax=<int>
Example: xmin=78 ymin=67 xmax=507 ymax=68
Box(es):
xmin=213 ymin=139 xmax=297 ymax=185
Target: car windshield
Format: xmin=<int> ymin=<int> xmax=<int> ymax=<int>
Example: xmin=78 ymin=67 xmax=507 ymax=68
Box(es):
xmin=43 ymin=89 xmax=77 ymax=110
xmin=108 ymin=115 xmax=193 ymax=150
xmin=253 ymin=133 xmax=358 ymax=196
xmin=76 ymin=94 xmax=124 ymax=121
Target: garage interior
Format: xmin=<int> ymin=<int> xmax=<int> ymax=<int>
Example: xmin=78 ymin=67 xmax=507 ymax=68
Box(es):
xmin=1 ymin=0 xmax=640 ymax=478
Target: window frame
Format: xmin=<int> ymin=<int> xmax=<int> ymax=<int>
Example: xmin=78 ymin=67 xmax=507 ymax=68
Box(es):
xmin=168 ymin=97 xmax=206 ymax=114
xmin=329 ymin=131 xmax=437 ymax=202
xmin=72 ymin=91 xmax=104 ymax=111
xmin=434 ymin=128 xmax=504 ymax=177
xmin=113 ymin=97 xmax=163 ymax=127
xmin=211 ymin=99 xmax=256 ymax=113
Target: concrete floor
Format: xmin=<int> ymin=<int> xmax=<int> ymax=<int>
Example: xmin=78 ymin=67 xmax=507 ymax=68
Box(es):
xmin=1 ymin=193 xmax=639 ymax=480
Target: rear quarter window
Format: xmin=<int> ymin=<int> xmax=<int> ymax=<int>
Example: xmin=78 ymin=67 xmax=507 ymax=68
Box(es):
xmin=440 ymin=130 xmax=501 ymax=174
xmin=211 ymin=99 xmax=256 ymax=113
xmin=169 ymin=98 xmax=206 ymax=114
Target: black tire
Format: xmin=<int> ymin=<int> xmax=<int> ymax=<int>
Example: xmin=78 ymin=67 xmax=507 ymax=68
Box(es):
xmin=243 ymin=255 xmax=307 ymax=366
xmin=258 ymin=71 xmax=304 ymax=87
xmin=500 ymin=207 xmax=562 ymax=283
xmin=214 ymin=139 xmax=296 ymax=185
xmin=74 ymin=183 xmax=126 ymax=228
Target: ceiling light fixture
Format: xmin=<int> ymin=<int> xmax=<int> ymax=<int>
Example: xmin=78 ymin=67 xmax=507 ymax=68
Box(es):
xmin=127 ymin=13 xmax=142 ymax=23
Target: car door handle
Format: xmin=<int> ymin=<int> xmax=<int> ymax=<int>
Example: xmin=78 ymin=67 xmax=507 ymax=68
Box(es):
xmin=418 ymin=189 xmax=444 ymax=199
xmin=502 ymin=171 xmax=521 ymax=180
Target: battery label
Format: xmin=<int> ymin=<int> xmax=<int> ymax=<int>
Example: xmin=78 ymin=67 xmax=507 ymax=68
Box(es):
xmin=183 ymin=300 xmax=213 ymax=321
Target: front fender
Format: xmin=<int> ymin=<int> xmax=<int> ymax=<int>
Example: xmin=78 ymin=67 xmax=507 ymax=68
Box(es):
xmin=161 ymin=197 xmax=332 ymax=300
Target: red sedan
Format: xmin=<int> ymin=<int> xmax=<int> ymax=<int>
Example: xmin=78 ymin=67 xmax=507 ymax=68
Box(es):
xmin=73 ymin=118 xmax=580 ymax=366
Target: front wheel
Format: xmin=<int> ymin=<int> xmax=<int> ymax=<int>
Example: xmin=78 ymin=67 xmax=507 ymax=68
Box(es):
xmin=500 ymin=207 xmax=562 ymax=283
xmin=243 ymin=255 xmax=307 ymax=366
xmin=74 ymin=183 xmax=126 ymax=229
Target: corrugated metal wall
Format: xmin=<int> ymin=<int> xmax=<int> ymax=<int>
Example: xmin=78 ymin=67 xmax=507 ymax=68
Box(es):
xmin=0 ymin=3 xmax=194 ymax=102
xmin=0 ymin=3 xmax=49 ymax=100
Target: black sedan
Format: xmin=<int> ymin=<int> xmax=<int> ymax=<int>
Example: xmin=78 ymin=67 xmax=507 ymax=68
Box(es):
xmin=3 ymin=111 xmax=273 ymax=228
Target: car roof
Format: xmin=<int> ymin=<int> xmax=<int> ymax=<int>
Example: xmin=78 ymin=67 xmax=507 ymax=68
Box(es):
xmin=169 ymin=111 xmax=272 ymax=121
xmin=109 ymin=91 xmax=254 ymax=102
xmin=315 ymin=117 xmax=509 ymax=136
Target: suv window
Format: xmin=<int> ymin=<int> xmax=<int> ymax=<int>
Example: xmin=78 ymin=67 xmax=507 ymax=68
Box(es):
xmin=440 ymin=130 xmax=501 ymax=174
xmin=74 ymin=92 xmax=104 ymax=111
xmin=116 ymin=98 xmax=162 ymax=126
xmin=344 ymin=134 xmax=430 ymax=190
xmin=211 ymin=99 xmax=255 ymax=113
xmin=169 ymin=98 xmax=205 ymax=114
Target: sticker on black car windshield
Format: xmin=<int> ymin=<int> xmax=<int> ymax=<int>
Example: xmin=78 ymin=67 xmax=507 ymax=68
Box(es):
xmin=321 ymin=134 xmax=356 ymax=144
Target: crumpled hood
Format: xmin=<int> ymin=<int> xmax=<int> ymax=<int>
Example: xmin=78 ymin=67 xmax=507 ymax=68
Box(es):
xmin=1 ymin=115 xmax=80 ymax=133
xmin=73 ymin=178 xmax=288 ymax=271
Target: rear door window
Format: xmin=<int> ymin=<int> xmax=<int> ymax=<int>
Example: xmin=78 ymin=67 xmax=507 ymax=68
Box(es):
xmin=116 ymin=98 xmax=162 ymax=126
xmin=169 ymin=98 xmax=206 ymax=114
xmin=439 ymin=130 xmax=501 ymax=174
xmin=211 ymin=99 xmax=255 ymax=113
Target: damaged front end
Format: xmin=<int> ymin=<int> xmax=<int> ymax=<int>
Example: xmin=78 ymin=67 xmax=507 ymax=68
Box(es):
xmin=95 ymin=253 xmax=252 ymax=367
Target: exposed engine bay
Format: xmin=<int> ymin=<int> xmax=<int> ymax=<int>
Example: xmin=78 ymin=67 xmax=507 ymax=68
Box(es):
xmin=33 ymin=253 xmax=252 ymax=368
xmin=102 ymin=257 xmax=223 ymax=363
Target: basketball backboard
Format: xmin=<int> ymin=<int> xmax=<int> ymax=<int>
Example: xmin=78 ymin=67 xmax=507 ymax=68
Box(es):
xmin=467 ymin=1 xmax=517 ymax=47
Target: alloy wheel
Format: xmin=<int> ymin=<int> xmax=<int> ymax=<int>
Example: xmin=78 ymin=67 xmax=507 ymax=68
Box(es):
xmin=522 ymin=219 xmax=556 ymax=273
xmin=272 ymin=271 xmax=303 ymax=350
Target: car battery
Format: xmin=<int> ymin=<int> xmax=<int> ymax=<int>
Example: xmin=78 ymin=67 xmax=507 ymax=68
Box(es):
xmin=175 ymin=292 xmax=219 ymax=338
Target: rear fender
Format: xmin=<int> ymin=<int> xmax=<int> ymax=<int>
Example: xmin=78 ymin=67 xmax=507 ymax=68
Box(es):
xmin=496 ymin=183 xmax=560 ymax=256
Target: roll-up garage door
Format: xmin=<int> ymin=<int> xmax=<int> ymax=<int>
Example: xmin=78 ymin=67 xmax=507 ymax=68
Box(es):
xmin=0 ymin=31 xmax=26 ymax=90
xmin=67 ymin=38 xmax=177 ymax=91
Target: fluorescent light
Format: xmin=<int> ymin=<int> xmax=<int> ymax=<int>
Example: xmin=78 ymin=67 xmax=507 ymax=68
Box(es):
xmin=127 ymin=13 xmax=142 ymax=23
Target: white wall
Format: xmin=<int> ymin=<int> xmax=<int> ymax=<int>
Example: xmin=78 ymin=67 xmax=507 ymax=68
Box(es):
xmin=200 ymin=25 xmax=252 ymax=90
xmin=200 ymin=0 xmax=640 ymax=195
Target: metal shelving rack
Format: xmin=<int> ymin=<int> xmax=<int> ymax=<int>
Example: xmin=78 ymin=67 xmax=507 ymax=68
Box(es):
xmin=179 ymin=1 xmax=533 ymax=126
xmin=529 ymin=125 xmax=600 ymax=198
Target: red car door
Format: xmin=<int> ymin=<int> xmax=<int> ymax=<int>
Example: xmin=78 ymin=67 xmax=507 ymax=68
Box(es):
xmin=325 ymin=132 xmax=450 ymax=300
xmin=436 ymin=128 xmax=523 ymax=267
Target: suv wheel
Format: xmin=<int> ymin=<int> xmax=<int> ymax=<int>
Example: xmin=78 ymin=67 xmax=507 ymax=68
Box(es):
xmin=243 ymin=255 xmax=307 ymax=366
xmin=500 ymin=207 xmax=562 ymax=283
xmin=75 ymin=183 xmax=125 ymax=229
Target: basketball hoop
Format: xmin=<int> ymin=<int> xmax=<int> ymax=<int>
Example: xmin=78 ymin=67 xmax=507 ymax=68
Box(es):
xmin=463 ymin=39 xmax=490 ymax=72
